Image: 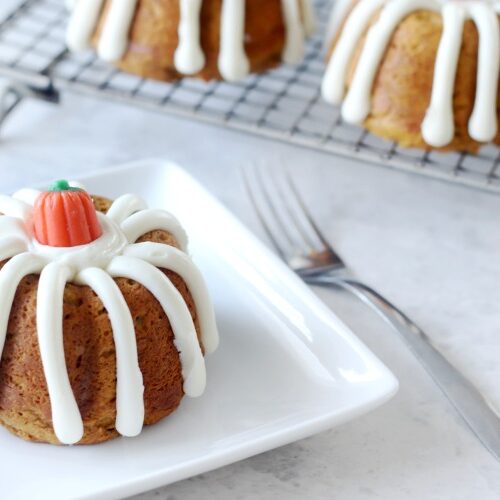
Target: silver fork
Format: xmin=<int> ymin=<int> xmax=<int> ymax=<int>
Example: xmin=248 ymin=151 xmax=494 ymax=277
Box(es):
xmin=243 ymin=167 xmax=500 ymax=462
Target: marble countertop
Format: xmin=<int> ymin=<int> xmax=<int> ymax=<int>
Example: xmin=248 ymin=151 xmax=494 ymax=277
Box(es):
xmin=0 ymin=87 xmax=499 ymax=500
xmin=1 ymin=1 xmax=500 ymax=494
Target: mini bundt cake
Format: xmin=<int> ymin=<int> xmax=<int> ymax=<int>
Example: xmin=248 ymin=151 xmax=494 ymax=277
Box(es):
xmin=66 ymin=0 xmax=316 ymax=82
xmin=0 ymin=180 xmax=218 ymax=445
xmin=322 ymin=0 xmax=500 ymax=152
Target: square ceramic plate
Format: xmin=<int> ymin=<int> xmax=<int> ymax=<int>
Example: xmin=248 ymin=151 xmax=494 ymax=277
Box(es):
xmin=1 ymin=161 xmax=398 ymax=500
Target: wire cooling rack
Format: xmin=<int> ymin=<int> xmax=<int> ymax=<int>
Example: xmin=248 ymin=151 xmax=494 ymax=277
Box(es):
xmin=1 ymin=0 xmax=500 ymax=193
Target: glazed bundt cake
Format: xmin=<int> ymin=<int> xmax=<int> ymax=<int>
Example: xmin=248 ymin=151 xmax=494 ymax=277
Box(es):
xmin=0 ymin=180 xmax=218 ymax=445
xmin=322 ymin=0 xmax=500 ymax=152
xmin=66 ymin=0 xmax=315 ymax=82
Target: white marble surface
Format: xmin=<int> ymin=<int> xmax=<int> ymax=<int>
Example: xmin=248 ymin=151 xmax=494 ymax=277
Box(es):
xmin=0 ymin=87 xmax=499 ymax=500
xmin=1 ymin=1 xmax=500 ymax=495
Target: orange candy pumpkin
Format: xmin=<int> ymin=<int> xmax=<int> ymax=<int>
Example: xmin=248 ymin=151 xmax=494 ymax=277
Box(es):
xmin=33 ymin=180 xmax=102 ymax=247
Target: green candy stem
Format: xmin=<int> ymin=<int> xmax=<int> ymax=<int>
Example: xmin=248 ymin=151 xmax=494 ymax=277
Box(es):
xmin=48 ymin=180 xmax=83 ymax=192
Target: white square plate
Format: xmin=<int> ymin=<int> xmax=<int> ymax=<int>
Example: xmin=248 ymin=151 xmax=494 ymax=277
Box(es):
xmin=1 ymin=161 xmax=398 ymax=500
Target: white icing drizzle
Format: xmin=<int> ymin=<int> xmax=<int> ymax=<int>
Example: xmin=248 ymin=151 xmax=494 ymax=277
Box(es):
xmin=0 ymin=216 xmax=29 ymax=260
xmin=218 ymin=0 xmax=250 ymax=81
xmin=120 ymin=208 xmax=188 ymax=251
xmin=106 ymin=193 xmax=148 ymax=225
xmin=421 ymin=3 xmax=466 ymax=147
xmin=0 ymin=188 xmax=218 ymax=444
xmin=76 ymin=267 xmax=144 ymax=437
xmin=37 ymin=262 xmax=84 ymax=445
xmin=281 ymin=0 xmax=306 ymax=64
xmin=343 ymin=0 xmax=441 ymax=125
xmin=175 ymin=0 xmax=206 ymax=75
xmin=97 ymin=0 xmax=138 ymax=62
xmin=0 ymin=253 xmax=45 ymax=356
xmin=12 ymin=188 xmax=41 ymax=206
xmin=0 ymin=238 xmax=27 ymax=262
xmin=107 ymin=256 xmax=206 ymax=397
xmin=466 ymin=2 xmax=500 ymax=143
xmin=30 ymin=213 xmax=128 ymax=273
xmin=322 ymin=0 xmax=387 ymax=105
xmin=323 ymin=0 xmax=500 ymax=148
xmin=0 ymin=194 xmax=32 ymax=220
xmin=0 ymin=216 xmax=29 ymax=248
xmin=299 ymin=0 xmax=317 ymax=37
xmin=66 ymin=0 xmax=104 ymax=52
xmin=123 ymin=242 xmax=219 ymax=354
xmin=66 ymin=0 xmax=315 ymax=81
xmin=324 ymin=0 xmax=354 ymax=46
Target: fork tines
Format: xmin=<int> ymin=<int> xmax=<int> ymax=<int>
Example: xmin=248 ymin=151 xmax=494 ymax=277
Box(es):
xmin=242 ymin=166 xmax=344 ymax=273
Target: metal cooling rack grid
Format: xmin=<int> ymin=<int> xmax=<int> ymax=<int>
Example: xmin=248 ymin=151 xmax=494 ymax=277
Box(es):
xmin=1 ymin=0 xmax=500 ymax=193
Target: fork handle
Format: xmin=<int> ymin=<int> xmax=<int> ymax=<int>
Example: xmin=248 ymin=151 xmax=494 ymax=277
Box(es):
xmin=310 ymin=276 xmax=431 ymax=343
xmin=307 ymin=275 xmax=500 ymax=462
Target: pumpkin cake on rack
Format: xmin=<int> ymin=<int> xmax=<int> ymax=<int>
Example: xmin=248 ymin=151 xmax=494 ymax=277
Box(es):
xmin=322 ymin=0 xmax=500 ymax=152
xmin=66 ymin=0 xmax=316 ymax=82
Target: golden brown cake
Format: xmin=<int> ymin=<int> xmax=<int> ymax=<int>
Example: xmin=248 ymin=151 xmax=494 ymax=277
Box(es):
xmin=0 ymin=181 xmax=219 ymax=445
xmin=322 ymin=0 xmax=500 ymax=152
xmin=66 ymin=0 xmax=316 ymax=82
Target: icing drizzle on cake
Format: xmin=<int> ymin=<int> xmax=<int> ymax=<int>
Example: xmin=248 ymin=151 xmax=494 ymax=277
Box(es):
xmin=0 ymin=189 xmax=219 ymax=445
xmin=322 ymin=0 xmax=500 ymax=148
xmin=66 ymin=0 xmax=315 ymax=82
